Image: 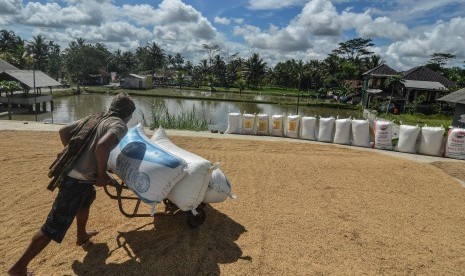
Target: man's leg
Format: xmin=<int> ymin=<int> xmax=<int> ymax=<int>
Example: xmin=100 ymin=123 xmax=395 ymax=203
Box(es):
xmin=76 ymin=206 xmax=98 ymax=246
xmin=8 ymin=230 xmax=51 ymax=276
xmin=76 ymin=184 xmax=98 ymax=246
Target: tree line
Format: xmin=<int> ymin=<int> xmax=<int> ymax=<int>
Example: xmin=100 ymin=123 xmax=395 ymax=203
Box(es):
xmin=1 ymin=29 xmax=464 ymax=94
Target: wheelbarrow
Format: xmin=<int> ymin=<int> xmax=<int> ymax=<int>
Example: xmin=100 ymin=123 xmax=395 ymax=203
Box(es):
xmin=103 ymin=172 xmax=206 ymax=228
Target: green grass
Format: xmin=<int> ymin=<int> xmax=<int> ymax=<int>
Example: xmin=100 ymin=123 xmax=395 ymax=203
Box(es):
xmin=380 ymin=113 xmax=452 ymax=127
xmin=148 ymin=102 xmax=209 ymax=131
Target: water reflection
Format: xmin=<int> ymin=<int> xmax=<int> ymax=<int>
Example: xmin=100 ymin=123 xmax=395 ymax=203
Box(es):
xmin=3 ymin=93 xmax=362 ymax=131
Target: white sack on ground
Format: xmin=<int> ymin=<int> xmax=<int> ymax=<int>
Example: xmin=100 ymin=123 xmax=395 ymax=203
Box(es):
xmin=151 ymin=127 xmax=214 ymax=212
xmin=286 ymin=115 xmax=300 ymax=138
xmin=396 ymin=125 xmax=420 ymax=153
xmin=242 ymin=113 xmax=256 ymax=135
xmin=444 ymin=128 xmax=465 ymax=160
xmin=256 ymin=114 xmax=270 ymax=136
xmin=225 ymin=113 xmax=241 ymax=134
xmin=333 ymin=117 xmax=351 ymax=145
xmin=373 ymin=120 xmax=393 ymax=150
xmin=351 ymin=119 xmax=370 ymax=147
xmin=318 ymin=116 xmax=335 ymax=142
xmin=300 ymin=116 xmax=317 ymax=140
xmin=203 ymin=168 xmax=236 ymax=203
xmin=108 ymin=124 xmax=187 ymax=206
xmin=271 ymin=114 xmax=284 ymax=137
xmin=418 ymin=126 xmax=445 ymax=156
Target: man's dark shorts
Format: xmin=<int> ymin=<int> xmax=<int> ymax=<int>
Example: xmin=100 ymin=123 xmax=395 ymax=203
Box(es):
xmin=41 ymin=176 xmax=96 ymax=243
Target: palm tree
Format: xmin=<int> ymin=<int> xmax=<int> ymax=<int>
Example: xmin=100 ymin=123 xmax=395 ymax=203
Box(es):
xmin=245 ymin=53 xmax=266 ymax=88
xmin=174 ymin=53 xmax=184 ymax=70
xmin=212 ymin=54 xmax=226 ymax=87
xmin=46 ymin=41 xmax=61 ymax=80
xmin=385 ymin=75 xmax=405 ymax=115
xmin=145 ymin=42 xmax=165 ymax=74
xmin=27 ymin=35 xmax=49 ymax=71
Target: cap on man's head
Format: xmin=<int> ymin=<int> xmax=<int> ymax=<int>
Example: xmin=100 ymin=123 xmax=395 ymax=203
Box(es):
xmin=109 ymin=92 xmax=136 ymax=119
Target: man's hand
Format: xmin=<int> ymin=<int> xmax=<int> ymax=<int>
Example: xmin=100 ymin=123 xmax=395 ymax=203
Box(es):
xmin=95 ymin=173 xmax=111 ymax=187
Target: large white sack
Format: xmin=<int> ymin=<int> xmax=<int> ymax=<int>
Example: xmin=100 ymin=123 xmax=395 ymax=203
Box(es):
xmin=396 ymin=125 xmax=420 ymax=153
xmin=256 ymin=114 xmax=270 ymax=136
xmin=333 ymin=117 xmax=351 ymax=145
xmin=444 ymin=128 xmax=465 ymax=160
xmin=286 ymin=115 xmax=300 ymax=138
xmin=418 ymin=126 xmax=444 ymax=156
xmin=225 ymin=113 xmax=241 ymax=134
xmin=373 ymin=120 xmax=393 ymax=150
xmin=300 ymin=116 xmax=317 ymax=140
xmin=151 ymin=127 xmax=214 ymax=212
xmin=203 ymin=168 xmax=236 ymax=203
xmin=271 ymin=114 xmax=284 ymax=137
xmin=242 ymin=113 xmax=256 ymax=135
xmin=351 ymin=119 xmax=370 ymax=147
xmin=108 ymin=124 xmax=187 ymax=206
xmin=318 ymin=116 xmax=335 ymax=142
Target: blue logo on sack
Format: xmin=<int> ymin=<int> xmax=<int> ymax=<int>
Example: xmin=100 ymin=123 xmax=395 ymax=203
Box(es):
xmin=119 ymin=127 xmax=182 ymax=168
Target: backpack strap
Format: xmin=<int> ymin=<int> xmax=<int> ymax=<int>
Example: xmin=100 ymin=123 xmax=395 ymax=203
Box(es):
xmin=47 ymin=113 xmax=108 ymax=191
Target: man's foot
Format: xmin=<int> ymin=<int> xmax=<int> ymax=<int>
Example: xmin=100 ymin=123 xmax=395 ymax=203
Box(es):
xmin=76 ymin=230 xmax=99 ymax=246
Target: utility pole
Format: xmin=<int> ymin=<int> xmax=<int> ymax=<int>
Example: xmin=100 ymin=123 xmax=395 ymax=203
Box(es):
xmin=33 ymin=57 xmax=37 ymax=122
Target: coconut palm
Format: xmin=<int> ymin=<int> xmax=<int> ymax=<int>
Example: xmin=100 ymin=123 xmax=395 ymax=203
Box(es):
xmin=26 ymin=35 xmax=50 ymax=71
xmin=245 ymin=53 xmax=266 ymax=88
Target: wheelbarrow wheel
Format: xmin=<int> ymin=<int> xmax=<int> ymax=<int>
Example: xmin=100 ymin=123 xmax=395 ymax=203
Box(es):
xmin=187 ymin=207 xmax=206 ymax=228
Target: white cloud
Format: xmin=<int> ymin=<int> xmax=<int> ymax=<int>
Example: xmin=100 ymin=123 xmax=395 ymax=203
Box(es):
xmin=385 ymin=17 xmax=465 ymax=69
xmin=3 ymin=0 xmax=465 ymax=71
xmin=234 ymin=18 xmax=244 ymax=24
xmin=234 ymin=0 xmax=342 ymax=53
xmin=235 ymin=23 xmax=312 ymax=51
xmin=292 ymin=0 xmax=342 ymax=36
xmin=21 ymin=1 xmax=103 ymax=27
xmin=40 ymin=22 xmax=152 ymax=51
xmin=121 ymin=0 xmax=218 ymax=48
xmin=248 ymin=0 xmax=307 ymax=10
xmin=65 ymin=0 xmax=112 ymax=3
xmin=340 ymin=10 xmax=410 ymax=40
xmin=123 ymin=0 xmax=201 ymax=25
xmin=0 ymin=0 xmax=22 ymax=14
xmin=214 ymin=16 xmax=231 ymax=25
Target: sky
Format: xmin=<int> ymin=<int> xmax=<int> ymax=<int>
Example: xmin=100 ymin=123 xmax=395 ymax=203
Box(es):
xmin=1 ymin=0 xmax=465 ymax=70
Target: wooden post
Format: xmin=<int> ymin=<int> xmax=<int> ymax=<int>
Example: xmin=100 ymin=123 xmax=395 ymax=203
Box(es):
xmin=7 ymin=91 xmax=12 ymax=120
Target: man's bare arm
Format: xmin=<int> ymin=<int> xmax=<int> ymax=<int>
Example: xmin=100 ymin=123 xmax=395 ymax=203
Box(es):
xmin=95 ymin=132 xmax=120 ymax=186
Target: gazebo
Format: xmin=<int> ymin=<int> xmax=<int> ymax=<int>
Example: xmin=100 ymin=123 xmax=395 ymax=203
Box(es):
xmin=0 ymin=58 xmax=61 ymax=120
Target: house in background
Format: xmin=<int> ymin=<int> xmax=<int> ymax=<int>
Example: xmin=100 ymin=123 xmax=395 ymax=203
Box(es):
xmin=362 ymin=64 xmax=455 ymax=112
xmin=401 ymin=66 xmax=454 ymax=102
xmin=437 ymin=87 xmax=465 ymax=127
xmin=120 ymin=74 xmax=153 ymax=90
xmin=362 ymin=64 xmax=398 ymax=108
xmin=83 ymin=72 xmax=110 ymax=86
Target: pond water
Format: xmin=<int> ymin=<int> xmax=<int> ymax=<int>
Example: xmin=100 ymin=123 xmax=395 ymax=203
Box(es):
xmin=2 ymin=90 xmax=363 ymax=131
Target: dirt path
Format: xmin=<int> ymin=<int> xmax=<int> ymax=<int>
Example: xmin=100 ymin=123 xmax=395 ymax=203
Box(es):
xmin=1 ymin=130 xmax=465 ymax=275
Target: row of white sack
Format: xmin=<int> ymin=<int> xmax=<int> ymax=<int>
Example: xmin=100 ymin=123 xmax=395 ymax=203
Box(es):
xmin=107 ymin=124 xmax=236 ymax=215
xmin=224 ymin=113 xmax=465 ymax=159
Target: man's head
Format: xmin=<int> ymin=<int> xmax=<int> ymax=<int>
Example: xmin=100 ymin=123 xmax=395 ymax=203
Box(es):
xmin=109 ymin=92 xmax=136 ymax=120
